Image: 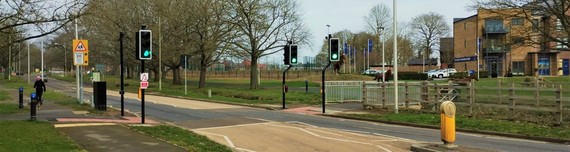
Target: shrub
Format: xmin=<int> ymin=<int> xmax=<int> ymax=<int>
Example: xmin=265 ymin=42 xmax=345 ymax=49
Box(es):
xmin=397 ymin=72 xmax=428 ymax=80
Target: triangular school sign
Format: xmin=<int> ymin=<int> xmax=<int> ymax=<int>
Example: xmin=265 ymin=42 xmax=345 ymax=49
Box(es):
xmin=73 ymin=40 xmax=89 ymax=53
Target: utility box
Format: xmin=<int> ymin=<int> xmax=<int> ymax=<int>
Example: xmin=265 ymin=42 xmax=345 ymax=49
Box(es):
xmin=93 ymin=81 xmax=107 ymax=111
xmin=440 ymin=101 xmax=457 ymax=147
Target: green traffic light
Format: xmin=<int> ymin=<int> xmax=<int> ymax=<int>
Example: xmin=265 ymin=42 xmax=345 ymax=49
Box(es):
xmin=332 ymin=54 xmax=338 ymax=59
xmin=144 ymin=50 xmax=150 ymax=57
xmin=291 ymin=58 xmax=297 ymax=63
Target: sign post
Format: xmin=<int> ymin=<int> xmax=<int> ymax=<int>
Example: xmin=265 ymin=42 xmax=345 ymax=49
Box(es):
xmin=73 ymin=39 xmax=89 ymax=105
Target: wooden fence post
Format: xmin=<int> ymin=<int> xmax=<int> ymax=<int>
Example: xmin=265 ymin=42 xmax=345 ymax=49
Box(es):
xmin=421 ymin=81 xmax=428 ymax=103
xmin=535 ymin=77 xmax=540 ymax=106
xmin=404 ymin=82 xmax=409 ymax=108
xmin=498 ymin=79 xmax=502 ymax=105
xmin=434 ymin=82 xmax=439 ymax=103
xmin=382 ymin=81 xmax=386 ymax=107
xmin=556 ymin=85 xmax=563 ymax=125
xmin=467 ymin=82 xmax=473 ymax=116
xmin=362 ymin=82 xmax=367 ymax=107
xmin=509 ymin=83 xmax=515 ymax=119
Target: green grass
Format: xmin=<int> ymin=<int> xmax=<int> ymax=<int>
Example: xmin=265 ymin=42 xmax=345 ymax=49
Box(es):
xmin=0 ymin=120 xmax=84 ymax=151
xmin=344 ymin=111 xmax=570 ymax=140
xmin=0 ymin=103 xmax=20 ymax=114
xmin=130 ymin=125 xmax=232 ymax=152
xmin=0 ymin=90 xmax=10 ymax=101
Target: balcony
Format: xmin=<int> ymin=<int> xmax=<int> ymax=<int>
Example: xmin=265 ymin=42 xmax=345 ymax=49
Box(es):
xmin=484 ymin=45 xmax=511 ymax=53
xmin=483 ymin=27 xmax=509 ymax=34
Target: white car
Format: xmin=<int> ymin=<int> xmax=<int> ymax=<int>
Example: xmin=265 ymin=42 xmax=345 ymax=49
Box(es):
xmin=362 ymin=69 xmax=380 ymax=75
xmin=428 ymin=68 xmax=457 ymax=78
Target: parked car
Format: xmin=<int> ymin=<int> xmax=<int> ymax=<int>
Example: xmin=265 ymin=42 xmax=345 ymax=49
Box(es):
xmin=428 ymin=68 xmax=457 ymax=78
xmin=362 ymin=69 xmax=380 ymax=75
xmin=41 ymin=74 xmax=48 ymax=82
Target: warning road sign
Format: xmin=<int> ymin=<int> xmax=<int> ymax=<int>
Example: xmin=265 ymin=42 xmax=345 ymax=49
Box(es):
xmin=140 ymin=73 xmax=149 ymax=81
xmin=73 ymin=40 xmax=89 ymax=53
xmin=72 ymin=39 xmax=89 ymax=66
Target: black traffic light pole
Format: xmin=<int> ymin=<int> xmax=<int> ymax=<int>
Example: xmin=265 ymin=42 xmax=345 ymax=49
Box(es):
xmin=322 ymin=35 xmax=332 ymax=114
xmin=119 ymin=32 xmax=125 ymax=116
xmin=282 ymin=65 xmax=292 ymax=109
xmin=140 ymin=26 xmax=146 ymax=124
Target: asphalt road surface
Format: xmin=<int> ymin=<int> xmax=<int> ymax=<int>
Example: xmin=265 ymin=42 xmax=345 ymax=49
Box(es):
xmin=42 ymin=77 xmax=570 ymax=152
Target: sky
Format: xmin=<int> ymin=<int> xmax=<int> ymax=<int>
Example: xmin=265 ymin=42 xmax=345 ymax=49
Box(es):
xmin=264 ymin=0 xmax=476 ymax=63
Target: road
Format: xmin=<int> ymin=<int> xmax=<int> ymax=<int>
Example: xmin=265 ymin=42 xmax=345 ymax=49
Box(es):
xmin=43 ymin=77 xmax=569 ymax=152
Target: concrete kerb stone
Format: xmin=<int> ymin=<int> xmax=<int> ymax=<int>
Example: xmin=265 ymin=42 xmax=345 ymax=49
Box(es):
xmin=322 ymin=114 xmax=570 ymax=145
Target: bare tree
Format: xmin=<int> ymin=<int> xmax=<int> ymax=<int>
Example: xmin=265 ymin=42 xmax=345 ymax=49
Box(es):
xmin=410 ymin=12 xmax=450 ymax=66
xmin=0 ymin=0 xmax=87 ymax=78
xmin=183 ymin=0 xmax=235 ymax=88
xmin=473 ymin=0 xmax=569 ymax=49
xmin=227 ymin=0 xmax=310 ymax=89
xmin=363 ymin=4 xmax=392 ymax=37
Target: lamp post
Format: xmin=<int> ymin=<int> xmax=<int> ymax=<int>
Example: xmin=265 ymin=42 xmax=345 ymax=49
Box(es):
xmin=393 ymin=0 xmax=399 ymax=114
xmin=378 ymin=26 xmax=385 ymax=82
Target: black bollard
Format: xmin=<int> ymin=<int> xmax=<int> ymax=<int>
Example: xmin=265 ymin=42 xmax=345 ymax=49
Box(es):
xmin=305 ymin=80 xmax=308 ymax=93
xmin=18 ymin=87 xmax=23 ymax=109
xmin=30 ymin=93 xmax=37 ymax=121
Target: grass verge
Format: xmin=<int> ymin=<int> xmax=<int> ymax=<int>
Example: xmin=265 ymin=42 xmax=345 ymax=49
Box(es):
xmin=0 ymin=120 xmax=84 ymax=151
xmin=342 ymin=110 xmax=570 ymax=140
xmin=129 ymin=125 xmax=232 ymax=152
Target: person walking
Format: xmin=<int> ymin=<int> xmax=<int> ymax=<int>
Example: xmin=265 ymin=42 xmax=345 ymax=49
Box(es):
xmin=33 ymin=76 xmax=46 ymax=105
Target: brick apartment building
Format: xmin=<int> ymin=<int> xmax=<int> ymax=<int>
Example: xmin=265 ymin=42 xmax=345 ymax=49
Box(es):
xmin=453 ymin=9 xmax=568 ymax=77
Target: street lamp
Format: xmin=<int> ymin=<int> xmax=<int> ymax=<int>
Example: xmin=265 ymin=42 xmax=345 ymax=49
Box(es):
xmin=393 ymin=0 xmax=399 ymax=114
xmin=378 ymin=26 xmax=385 ymax=82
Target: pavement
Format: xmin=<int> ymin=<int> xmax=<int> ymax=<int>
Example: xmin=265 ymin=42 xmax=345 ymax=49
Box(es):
xmin=0 ymin=87 xmax=186 ymax=152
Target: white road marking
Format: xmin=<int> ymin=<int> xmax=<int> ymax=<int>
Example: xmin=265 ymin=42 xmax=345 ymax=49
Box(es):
xmin=194 ymin=130 xmax=256 ymax=152
xmin=54 ymin=123 xmax=116 ymax=128
xmin=192 ymin=122 xmax=266 ymax=131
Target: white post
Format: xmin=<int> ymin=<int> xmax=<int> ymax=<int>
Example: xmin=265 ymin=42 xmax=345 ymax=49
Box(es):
xmin=381 ymin=31 xmax=385 ymax=82
xmin=75 ymin=0 xmax=81 ymax=103
xmin=477 ymin=37 xmax=480 ymax=79
xmin=159 ymin=17 xmax=162 ymax=91
xmin=27 ymin=42 xmax=30 ymax=84
xmin=185 ymin=56 xmax=188 ymax=95
xmin=41 ymin=41 xmax=44 ymax=81
xmin=8 ymin=35 xmax=11 ymax=80
xmin=393 ymin=0 xmax=399 ymax=114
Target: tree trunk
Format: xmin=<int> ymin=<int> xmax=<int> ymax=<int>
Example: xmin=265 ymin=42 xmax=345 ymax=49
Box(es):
xmin=250 ymin=55 xmax=259 ymax=89
xmin=199 ymin=64 xmax=207 ymax=88
xmin=126 ymin=65 xmax=133 ymax=79
xmin=172 ymin=67 xmax=181 ymax=85
xmin=161 ymin=68 xmax=170 ymax=81
xmin=152 ymin=69 xmax=159 ymax=82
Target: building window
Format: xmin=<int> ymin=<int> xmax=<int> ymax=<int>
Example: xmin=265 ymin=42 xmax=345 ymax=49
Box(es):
xmin=557 ymin=19 xmax=563 ymax=31
xmin=513 ymin=61 xmax=525 ymax=75
xmin=532 ymin=19 xmax=539 ymax=32
xmin=557 ymin=38 xmax=569 ymax=49
xmin=512 ymin=17 xmax=523 ymax=26
xmin=485 ymin=19 xmax=504 ymax=33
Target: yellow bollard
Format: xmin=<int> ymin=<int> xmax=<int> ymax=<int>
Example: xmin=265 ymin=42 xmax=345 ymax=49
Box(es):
xmin=440 ymin=101 xmax=457 ymax=148
xmin=138 ymin=88 xmax=142 ymax=100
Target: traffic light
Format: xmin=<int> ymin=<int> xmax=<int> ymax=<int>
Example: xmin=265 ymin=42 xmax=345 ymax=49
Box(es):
xmin=290 ymin=44 xmax=298 ymax=65
xmin=330 ymin=38 xmax=339 ymax=61
xmin=137 ymin=30 xmax=152 ymax=60
xmin=283 ymin=44 xmax=290 ymax=65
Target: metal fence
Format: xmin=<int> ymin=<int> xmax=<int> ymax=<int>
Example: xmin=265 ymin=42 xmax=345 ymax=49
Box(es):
xmin=324 ymin=81 xmax=363 ymax=103
xmin=362 ymin=82 xmax=422 ymax=108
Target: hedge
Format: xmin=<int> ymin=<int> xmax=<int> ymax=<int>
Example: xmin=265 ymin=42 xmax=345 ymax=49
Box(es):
xmin=397 ymin=72 xmax=428 ymax=80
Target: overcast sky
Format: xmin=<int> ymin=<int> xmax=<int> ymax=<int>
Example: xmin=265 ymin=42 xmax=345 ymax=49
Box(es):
xmin=269 ymin=0 xmax=476 ymax=63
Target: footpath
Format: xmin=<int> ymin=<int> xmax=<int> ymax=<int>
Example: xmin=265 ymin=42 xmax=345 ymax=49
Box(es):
xmin=0 ymin=86 xmax=186 ymax=152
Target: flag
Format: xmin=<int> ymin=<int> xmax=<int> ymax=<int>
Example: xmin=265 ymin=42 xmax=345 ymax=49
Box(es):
xmin=368 ymin=39 xmax=373 ymax=52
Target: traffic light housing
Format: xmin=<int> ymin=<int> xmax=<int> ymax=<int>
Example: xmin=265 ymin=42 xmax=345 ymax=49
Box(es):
xmin=330 ymin=38 xmax=339 ymax=61
xmin=290 ymin=44 xmax=298 ymax=65
xmin=283 ymin=44 xmax=290 ymax=65
xmin=137 ymin=30 xmax=152 ymax=60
